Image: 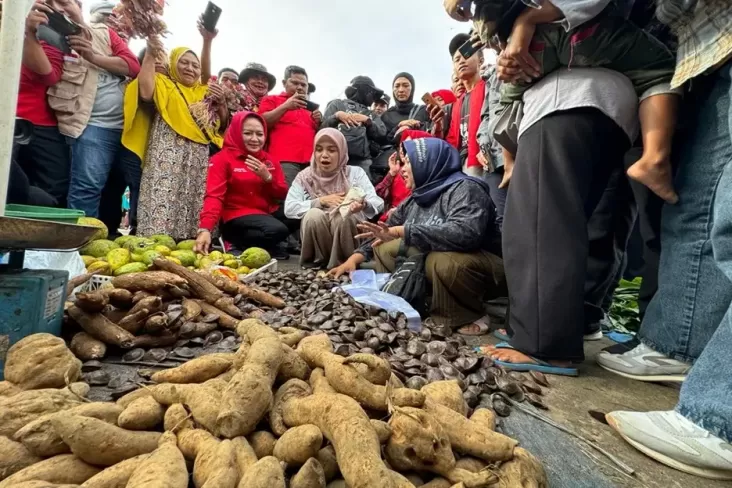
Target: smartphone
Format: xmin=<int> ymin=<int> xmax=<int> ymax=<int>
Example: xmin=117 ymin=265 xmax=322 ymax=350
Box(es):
xmin=304 ymin=100 xmax=320 ymax=112
xmin=458 ymin=38 xmax=483 ymax=60
xmin=201 ymin=2 xmax=222 ymax=32
xmin=46 ymin=7 xmax=81 ymax=36
xmin=421 ymin=93 xmax=438 ymax=106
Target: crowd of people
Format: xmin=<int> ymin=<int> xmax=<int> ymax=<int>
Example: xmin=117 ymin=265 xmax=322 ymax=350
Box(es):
xmin=7 ymin=0 xmax=732 ymax=480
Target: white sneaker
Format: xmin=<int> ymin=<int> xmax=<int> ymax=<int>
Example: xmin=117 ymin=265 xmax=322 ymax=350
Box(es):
xmin=607 ymin=410 xmax=732 ymax=480
xmin=596 ymin=343 xmax=690 ymax=382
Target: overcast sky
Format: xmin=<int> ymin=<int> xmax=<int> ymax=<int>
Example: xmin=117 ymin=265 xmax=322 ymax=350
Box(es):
xmin=85 ymin=0 xmax=483 ymax=104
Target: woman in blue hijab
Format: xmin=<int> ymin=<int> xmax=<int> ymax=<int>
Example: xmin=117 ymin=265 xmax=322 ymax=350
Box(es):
xmin=331 ymin=138 xmax=504 ymax=334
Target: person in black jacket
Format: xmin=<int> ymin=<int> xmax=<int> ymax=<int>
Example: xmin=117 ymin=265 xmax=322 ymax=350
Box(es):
xmin=322 ymin=76 xmax=387 ymax=180
xmin=372 ymin=72 xmax=432 ymax=182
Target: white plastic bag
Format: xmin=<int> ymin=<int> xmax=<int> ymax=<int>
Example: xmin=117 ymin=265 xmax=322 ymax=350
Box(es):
xmin=23 ymin=250 xmax=86 ymax=280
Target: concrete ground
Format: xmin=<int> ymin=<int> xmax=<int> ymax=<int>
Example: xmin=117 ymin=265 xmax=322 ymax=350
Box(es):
xmin=274 ymin=257 xmax=728 ymax=487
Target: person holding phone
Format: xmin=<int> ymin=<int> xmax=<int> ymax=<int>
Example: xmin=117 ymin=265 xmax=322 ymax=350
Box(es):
xmin=13 ymin=0 xmax=70 ymax=207
xmin=195 ymin=112 xmax=289 ymax=259
xmin=260 ymin=66 xmax=322 ymax=187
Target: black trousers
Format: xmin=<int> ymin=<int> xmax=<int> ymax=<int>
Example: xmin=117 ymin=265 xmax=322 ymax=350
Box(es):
xmin=15 ymin=125 xmax=70 ymax=208
xmin=98 ymin=148 xmax=143 ymax=237
xmin=503 ymin=108 xmax=629 ymax=361
xmin=281 ymin=162 xmax=308 ymax=187
xmin=221 ymin=214 xmax=289 ymax=252
xmin=584 ymin=166 xmax=638 ymax=326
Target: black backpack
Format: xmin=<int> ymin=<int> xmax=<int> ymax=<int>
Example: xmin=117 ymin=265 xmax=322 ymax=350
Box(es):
xmin=338 ymin=100 xmax=371 ymax=160
xmin=382 ymin=240 xmax=428 ymax=317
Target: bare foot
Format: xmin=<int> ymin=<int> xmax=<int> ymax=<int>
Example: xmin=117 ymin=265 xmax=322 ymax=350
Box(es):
xmin=627 ymin=154 xmax=678 ymax=204
xmin=480 ymin=344 xmax=573 ymax=368
xmin=458 ymin=323 xmax=488 ymax=336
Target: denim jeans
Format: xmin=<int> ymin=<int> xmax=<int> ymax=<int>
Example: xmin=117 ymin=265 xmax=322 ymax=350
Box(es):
xmin=639 ymin=61 xmax=732 ymax=364
xmin=68 ymin=125 xmax=123 ymax=218
xmin=675 ymin=63 xmax=732 ymax=444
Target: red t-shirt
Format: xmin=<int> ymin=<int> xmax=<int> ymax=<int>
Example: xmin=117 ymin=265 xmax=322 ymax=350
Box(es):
xmin=17 ymin=42 xmax=65 ymax=127
xmin=260 ymin=92 xmax=318 ymax=163
xmin=199 ymin=152 xmax=289 ymax=231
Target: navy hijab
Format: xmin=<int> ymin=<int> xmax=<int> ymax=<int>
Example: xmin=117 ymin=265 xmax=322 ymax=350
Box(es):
xmin=403 ymin=138 xmax=493 ymax=207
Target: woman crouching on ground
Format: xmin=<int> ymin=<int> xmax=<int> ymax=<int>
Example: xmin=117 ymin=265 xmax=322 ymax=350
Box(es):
xmin=331 ymin=138 xmax=505 ymax=334
xmin=285 ymin=128 xmax=383 ymax=269
xmin=194 ymin=112 xmax=289 ymax=256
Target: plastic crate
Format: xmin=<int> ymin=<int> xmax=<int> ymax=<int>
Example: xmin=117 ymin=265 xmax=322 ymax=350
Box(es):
xmin=79 ymin=275 xmax=114 ymax=293
xmin=240 ymin=258 xmax=278 ymax=283
xmin=5 ymin=204 xmax=84 ymax=224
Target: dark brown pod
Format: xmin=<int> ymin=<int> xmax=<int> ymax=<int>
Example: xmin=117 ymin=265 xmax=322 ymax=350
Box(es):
xmin=367 ymin=337 xmax=381 ymax=350
xmin=521 ymin=381 xmax=543 ymax=395
xmin=454 ymin=356 xmax=480 ymax=373
xmin=526 ymin=393 xmax=549 ymax=410
xmin=492 ymin=394 xmax=512 ymax=417
xmin=143 ymin=348 xmax=168 ymax=363
xmin=426 ymin=368 xmax=445 ymax=383
xmin=406 ymin=339 xmax=427 ymax=357
xmin=406 ymin=376 xmax=428 ymax=390
xmin=421 ymin=353 xmax=440 ymax=367
xmin=404 ymin=358 xmax=424 ymax=370
xmin=122 ymin=348 xmax=145 ymax=362
xmin=426 ymin=341 xmax=447 ymax=355
xmin=419 ymin=328 xmax=432 ymax=341
xmin=530 ymin=370 xmax=550 ymax=387
xmin=83 ymin=370 xmax=110 ymax=386
xmin=496 ymin=375 xmax=521 ymax=396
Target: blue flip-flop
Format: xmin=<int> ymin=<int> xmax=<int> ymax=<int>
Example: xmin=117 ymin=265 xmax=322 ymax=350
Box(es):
xmin=488 ymin=342 xmax=579 ymax=377
xmin=493 ymin=329 xmax=511 ymax=342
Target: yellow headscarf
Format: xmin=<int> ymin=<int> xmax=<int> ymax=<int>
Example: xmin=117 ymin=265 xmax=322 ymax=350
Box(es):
xmin=121 ymin=47 xmax=223 ymax=162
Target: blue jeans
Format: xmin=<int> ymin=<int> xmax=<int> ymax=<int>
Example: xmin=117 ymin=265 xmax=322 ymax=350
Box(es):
xmin=68 ymin=125 xmax=123 ymax=218
xmin=651 ymin=61 xmax=732 ymax=443
xmin=639 ymin=61 xmax=732 ymax=364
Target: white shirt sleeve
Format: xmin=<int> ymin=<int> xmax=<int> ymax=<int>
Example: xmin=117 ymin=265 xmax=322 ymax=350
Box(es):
xmin=284 ymin=181 xmax=318 ymax=219
xmin=348 ymin=167 xmax=384 ymax=219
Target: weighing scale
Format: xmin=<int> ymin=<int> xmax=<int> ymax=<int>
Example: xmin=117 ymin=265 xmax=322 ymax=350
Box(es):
xmin=0 ymin=0 xmax=98 ymax=376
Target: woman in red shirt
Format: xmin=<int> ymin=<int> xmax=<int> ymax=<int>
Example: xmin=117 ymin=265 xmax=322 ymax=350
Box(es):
xmin=195 ymin=111 xmax=289 ymax=256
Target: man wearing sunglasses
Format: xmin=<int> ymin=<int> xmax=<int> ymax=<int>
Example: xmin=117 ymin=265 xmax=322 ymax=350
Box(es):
xmin=321 ymin=76 xmax=387 ymax=182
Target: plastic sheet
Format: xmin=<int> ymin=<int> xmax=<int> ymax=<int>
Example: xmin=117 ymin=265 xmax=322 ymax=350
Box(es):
xmin=341 ymin=269 xmax=422 ymax=332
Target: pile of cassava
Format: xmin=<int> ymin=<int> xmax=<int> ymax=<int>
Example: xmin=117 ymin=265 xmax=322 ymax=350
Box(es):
xmin=0 ymin=319 xmax=548 ymax=487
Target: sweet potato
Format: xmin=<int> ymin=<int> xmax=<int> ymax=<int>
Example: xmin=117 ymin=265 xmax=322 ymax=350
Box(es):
xmin=0 ymin=381 xmax=21 ymax=398
xmin=0 ymin=436 xmax=42 ymax=481
xmin=195 ymin=300 xmax=239 ymax=329
xmin=237 ymin=456 xmax=285 ymax=488
xmin=231 ymin=437 xmax=257 ymax=479
xmin=68 ymin=307 xmax=135 ymax=347
xmin=423 ymin=400 xmax=516 ymax=463
xmin=342 ymin=354 xmax=392 ymax=385
xmin=317 ymin=446 xmax=339 ymax=482
xmin=420 ymin=480 xmax=452 ymax=488
xmin=454 ymin=457 xmax=487 ymax=474
xmin=201 ymin=272 xmax=285 ymax=309
xmin=0 ymin=454 xmax=100 ymax=488
xmin=70 ymin=332 xmax=107 ymax=361
xmin=469 ymin=408 xmax=496 ymax=432
xmin=163 ymin=404 xmax=193 ymax=434
xmin=291 ymin=458 xmax=327 ymax=488
xmin=386 ymin=407 xmax=456 ymax=476
xmin=80 ymin=454 xmax=149 ymax=488
xmin=115 ymin=389 xmax=151 ymax=409
xmin=177 ymin=428 xmax=218 ymax=462
xmin=421 ymin=381 xmax=467 ymax=417
xmin=278 ymin=344 xmax=311 ymax=382
xmin=0 ymin=385 xmax=86 ymax=437
xmin=4 ymin=482 xmax=80 ymax=488
xmin=142 ymin=313 xmax=168 ymax=334
xmin=128 ymin=332 xmax=179 ymax=349
xmin=496 ymin=447 xmax=548 ymax=488
xmin=309 ymin=368 xmax=337 ymax=395
xmin=75 ymin=291 xmax=109 ymax=313
xmin=128 ymin=296 xmax=163 ymax=317
xmin=370 ymin=420 xmax=392 ymax=444
xmin=4 ymin=334 xmax=81 ymax=390
xmin=278 ymin=380 xmax=413 ymax=488
xmin=278 ymin=327 xmax=307 ymax=347
xmin=273 ymin=425 xmax=323 ymax=465
xmin=194 ymin=439 xmax=237 ymax=488
xmin=150 ymin=384 xmax=220 ymax=432
xmin=51 ymin=415 xmax=161 ymax=467
xmin=152 ymin=259 xmax=226 ymax=305
xmin=247 ymin=431 xmax=276 ymax=459
xmin=111 ymin=271 xmax=187 ymax=292
xmin=117 ymin=396 xmax=165 ymax=431
xmin=100 ymin=288 xmax=134 ymax=309
xmin=126 ymin=433 xmax=187 ymax=488
xmin=217 ymin=320 xmax=284 ymax=438
xmin=14 ymin=402 xmax=123 ymax=457
xmin=151 ymin=354 xmax=233 ymax=384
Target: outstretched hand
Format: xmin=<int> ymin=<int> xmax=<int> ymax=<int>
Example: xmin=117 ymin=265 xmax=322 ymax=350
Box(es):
xmin=355 ymin=222 xmax=404 ymax=247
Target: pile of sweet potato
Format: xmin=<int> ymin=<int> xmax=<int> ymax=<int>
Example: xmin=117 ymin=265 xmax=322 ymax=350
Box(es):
xmin=63 ymin=259 xmax=284 ymax=360
xmin=0 ymin=321 xmax=547 ymax=488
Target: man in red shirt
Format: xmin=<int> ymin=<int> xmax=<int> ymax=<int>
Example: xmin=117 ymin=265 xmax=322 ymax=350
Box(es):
xmin=260 ymin=65 xmax=323 ymax=187
xmin=14 ymin=0 xmax=69 ymax=207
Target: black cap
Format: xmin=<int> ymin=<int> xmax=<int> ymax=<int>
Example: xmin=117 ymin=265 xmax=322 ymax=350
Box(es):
xmin=377 ymin=94 xmax=391 ymax=105
xmin=449 ymin=33 xmax=471 ymax=57
xmin=350 ymin=76 xmax=384 ymax=100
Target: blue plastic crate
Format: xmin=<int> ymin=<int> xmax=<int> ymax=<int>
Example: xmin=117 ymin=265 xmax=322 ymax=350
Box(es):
xmin=0 ymin=269 xmax=68 ymax=379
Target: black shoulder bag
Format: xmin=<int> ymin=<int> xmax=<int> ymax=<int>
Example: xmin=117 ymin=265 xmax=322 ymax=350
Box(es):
xmin=382 ymin=240 xmax=428 ymax=317
xmin=173 ymin=83 xmax=221 ymax=156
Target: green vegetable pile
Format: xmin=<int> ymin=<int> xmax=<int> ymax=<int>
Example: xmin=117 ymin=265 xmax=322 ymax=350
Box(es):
xmin=608 ymin=278 xmax=642 ymax=333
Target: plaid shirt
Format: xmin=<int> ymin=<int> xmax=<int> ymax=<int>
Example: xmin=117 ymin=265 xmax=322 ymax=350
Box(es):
xmin=658 ymin=0 xmax=732 ymax=87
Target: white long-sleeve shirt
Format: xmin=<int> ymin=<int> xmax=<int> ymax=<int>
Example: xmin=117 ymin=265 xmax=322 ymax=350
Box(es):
xmin=284 ymin=166 xmax=384 ymax=220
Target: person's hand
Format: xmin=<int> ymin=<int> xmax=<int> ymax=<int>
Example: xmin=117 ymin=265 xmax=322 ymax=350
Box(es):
xmin=427 ymin=104 xmax=446 ymax=125
xmin=319 ymin=193 xmax=345 ymax=208
xmin=197 ymin=15 xmax=218 ymax=41
xmin=504 ymin=21 xmax=541 ymax=78
xmin=311 ymin=109 xmax=323 ymax=124
xmin=496 ymin=53 xmax=533 ymax=84
xmin=245 ymin=155 xmax=272 ymax=181
xmin=25 ymin=0 xmax=51 ymax=35
xmin=68 ymin=34 xmax=95 ymax=61
xmin=398 ymin=119 xmax=421 ymax=129
xmin=147 ymin=35 xmax=164 ymax=59
xmin=194 ymin=230 xmax=212 ymax=254
xmin=388 ymin=152 xmax=400 ymax=176
xmin=351 ymin=113 xmax=370 ymax=125
xmin=349 ymin=200 xmax=365 ymax=214
xmin=477 ymin=151 xmax=490 ymax=170
xmin=355 ymin=222 xmax=404 ymax=247
xmin=284 ymin=93 xmax=307 ymax=111
xmin=499 ymin=159 xmax=514 ymax=189
xmin=336 ymin=111 xmax=360 ymax=127
xmin=384 ymin=207 xmax=397 ymax=220
xmin=207 ymin=81 xmax=225 ymax=103
xmin=329 ymin=258 xmax=357 ymax=278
